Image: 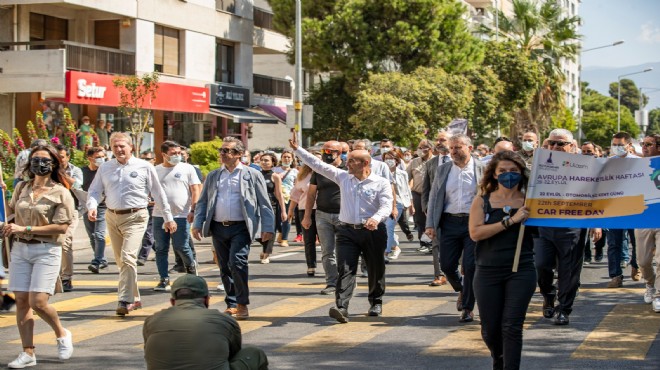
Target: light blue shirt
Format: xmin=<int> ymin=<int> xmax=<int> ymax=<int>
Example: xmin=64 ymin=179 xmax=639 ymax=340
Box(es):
xmin=213 ymin=163 xmax=246 ymax=222
xmin=295 ymin=148 xmax=393 ymax=224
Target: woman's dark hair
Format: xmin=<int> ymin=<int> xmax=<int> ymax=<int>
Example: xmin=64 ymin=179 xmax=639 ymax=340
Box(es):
xmin=480 ymin=150 xmax=528 ymax=195
xmin=382 ymin=149 xmax=401 ymax=166
xmin=23 ymin=144 xmax=69 ymax=188
xmin=260 ymin=152 xmax=278 ymax=168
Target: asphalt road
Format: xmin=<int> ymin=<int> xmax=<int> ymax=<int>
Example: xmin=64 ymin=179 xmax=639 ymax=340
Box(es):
xmin=0 ymin=222 xmax=658 ymax=369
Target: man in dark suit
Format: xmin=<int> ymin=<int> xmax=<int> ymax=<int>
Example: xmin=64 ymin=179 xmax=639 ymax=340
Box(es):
xmin=425 ymin=134 xmax=484 ymax=322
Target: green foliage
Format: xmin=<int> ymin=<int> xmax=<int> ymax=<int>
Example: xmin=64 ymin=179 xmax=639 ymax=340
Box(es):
xmin=304 ymin=76 xmax=357 ymax=142
xmin=550 ymin=108 xmax=577 ymax=132
xmin=581 ymin=109 xmax=639 ymax=148
xmin=350 ymin=67 xmax=473 ymax=147
xmin=113 ymin=72 xmax=159 ymax=150
xmin=190 ymin=137 xmax=223 ymax=177
xmin=70 ymin=149 xmax=88 ymax=169
xmin=648 ymin=108 xmax=660 ymax=136
xmin=608 ymin=79 xmax=647 ymax=119
xmin=463 ymin=66 xmax=509 ymax=144
xmin=267 ymin=0 xmax=337 ymax=37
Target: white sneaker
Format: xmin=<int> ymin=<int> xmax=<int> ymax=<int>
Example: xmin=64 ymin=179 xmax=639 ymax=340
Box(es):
xmin=653 ymin=298 xmax=660 ymax=313
xmin=390 ymin=248 xmax=402 ymax=260
xmin=56 ymin=328 xmax=73 ymax=360
xmin=8 ymin=352 xmax=36 ymax=368
xmin=217 ymin=283 xmax=225 ymax=291
xmin=644 ymin=284 xmax=655 ymax=304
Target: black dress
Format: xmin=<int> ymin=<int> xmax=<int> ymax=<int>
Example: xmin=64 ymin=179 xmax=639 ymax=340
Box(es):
xmin=260 ymin=170 xmax=280 ymax=254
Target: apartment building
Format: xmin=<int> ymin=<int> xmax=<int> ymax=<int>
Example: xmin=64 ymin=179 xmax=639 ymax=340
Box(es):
xmin=0 ymin=0 xmax=292 ymax=155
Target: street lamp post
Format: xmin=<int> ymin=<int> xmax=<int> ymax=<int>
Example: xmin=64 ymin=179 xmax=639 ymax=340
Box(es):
xmin=294 ymin=0 xmax=303 ymax=145
xmin=578 ymin=40 xmax=624 ymax=144
xmin=638 ymin=86 xmax=660 ymax=136
xmin=618 ymin=68 xmax=653 ymax=132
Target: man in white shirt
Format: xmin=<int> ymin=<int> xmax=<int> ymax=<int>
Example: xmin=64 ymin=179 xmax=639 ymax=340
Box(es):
xmin=152 ymin=141 xmax=201 ymax=292
xmin=87 ymin=132 xmax=177 ymax=316
xmin=291 ymin=132 xmax=393 ymax=323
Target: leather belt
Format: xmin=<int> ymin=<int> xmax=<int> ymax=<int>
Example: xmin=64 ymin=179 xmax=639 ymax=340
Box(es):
xmin=339 ymin=222 xmax=365 ymax=229
xmin=215 ymin=221 xmax=245 ymax=227
xmin=108 ymin=207 xmax=146 ymax=215
xmin=443 ymin=213 xmax=470 ymax=218
xmin=16 ymin=237 xmax=45 ymax=244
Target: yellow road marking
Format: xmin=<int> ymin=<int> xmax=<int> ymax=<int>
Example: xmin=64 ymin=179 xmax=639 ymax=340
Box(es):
xmin=571 ymin=304 xmax=660 ymax=361
xmin=422 ymin=302 xmax=543 ymax=357
xmin=238 ymin=297 xmax=332 ymax=334
xmin=0 ymin=295 xmax=117 ymax=329
xmin=277 ymin=299 xmax=443 ymax=353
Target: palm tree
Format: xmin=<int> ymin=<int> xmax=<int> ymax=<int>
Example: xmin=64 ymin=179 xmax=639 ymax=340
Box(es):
xmin=486 ymin=0 xmax=581 ymax=138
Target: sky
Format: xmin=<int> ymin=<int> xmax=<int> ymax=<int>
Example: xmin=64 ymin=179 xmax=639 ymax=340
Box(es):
xmin=580 ymin=0 xmax=660 ymax=68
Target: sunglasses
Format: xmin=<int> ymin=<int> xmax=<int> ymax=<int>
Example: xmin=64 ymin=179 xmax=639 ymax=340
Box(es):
xmin=503 ymin=205 xmax=512 ymax=222
xmin=322 ymin=149 xmax=339 ymax=155
xmin=642 ymin=142 xmax=658 ymax=147
xmin=548 ymin=140 xmax=570 ymax=147
xmin=219 ymin=148 xmax=239 ymax=155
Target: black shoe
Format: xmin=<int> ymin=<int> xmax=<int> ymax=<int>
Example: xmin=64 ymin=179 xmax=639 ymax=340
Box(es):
xmin=169 ymin=264 xmax=185 ymax=273
xmin=542 ymin=295 xmax=556 ymax=319
xmin=88 ymin=264 xmax=100 ymax=274
xmin=456 ymin=291 xmax=463 ymax=312
xmin=329 ymin=307 xmax=349 ymax=323
xmin=0 ymin=294 xmax=16 ymax=312
xmin=594 ymin=255 xmax=604 ymax=262
xmin=459 ymin=309 xmax=474 ymax=323
xmin=62 ymin=280 xmax=73 ymax=292
xmin=554 ymin=311 xmax=569 ymax=325
xmin=136 ymin=258 xmax=146 ymax=267
xmin=368 ymin=304 xmax=382 ymax=317
xmin=406 ymin=233 xmax=414 ymax=242
xmin=186 ymin=262 xmax=198 ymax=276
xmin=116 ymin=301 xmax=129 ymax=316
xmin=320 ymin=286 xmax=336 ymax=295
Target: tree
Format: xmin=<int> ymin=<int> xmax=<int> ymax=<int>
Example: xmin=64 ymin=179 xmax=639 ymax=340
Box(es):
xmin=112 ymin=72 xmax=159 ymax=150
xmin=608 ymin=78 xmax=648 ymax=119
xmin=304 ymin=76 xmax=357 ymax=142
xmin=298 ymin=0 xmax=483 ymax=87
xmin=463 ymin=66 xmax=508 ymax=145
xmin=267 ymin=0 xmax=337 ymax=37
xmin=350 ymin=67 xmax=473 ymax=147
xmin=647 ymin=108 xmax=660 ymax=136
xmin=581 ymin=85 xmax=639 ymax=147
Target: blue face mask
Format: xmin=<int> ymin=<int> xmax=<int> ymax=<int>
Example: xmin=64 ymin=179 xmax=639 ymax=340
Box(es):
xmin=498 ymin=172 xmax=522 ymax=189
xmin=340 ymin=153 xmax=348 ymax=162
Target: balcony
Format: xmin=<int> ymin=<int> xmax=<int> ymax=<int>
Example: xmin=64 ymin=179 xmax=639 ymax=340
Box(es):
xmin=0 ymin=40 xmax=135 ymax=76
xmin=253 ymin=74 xmax=292 ymax=99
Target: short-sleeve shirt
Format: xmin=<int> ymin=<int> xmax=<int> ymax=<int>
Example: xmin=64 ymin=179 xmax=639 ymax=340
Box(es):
xmin=310 ymin=162 xmax=345 ymax=214
xmin=153 ymin=163 xmax=201 ymax=218
xmin=10 ymin=181 xmax=74 ymax=245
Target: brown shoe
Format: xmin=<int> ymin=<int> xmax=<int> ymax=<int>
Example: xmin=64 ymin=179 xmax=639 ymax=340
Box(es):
xmin=236 ymin=304 xmax=249 ymax=320
xmin=607 ymin=275 xmax=623 ymax=288
xmin=631 ymin=267 xmax=641 ymax=281
xmin=429 ymin=276 xmax=447 ymax=287
xmin=280 ymin=240 xmax=289 ymax=247
xmin=224 ymin=307 xmax=238 ymax=316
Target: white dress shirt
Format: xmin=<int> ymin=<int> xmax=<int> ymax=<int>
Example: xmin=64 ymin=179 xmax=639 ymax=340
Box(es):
xmin=370 ymin=159 xmax=393 ymax=183
xmin=87 ymin=156 xmax=174 ymax=222
xmin=295 ymin=148 xmax=393 ymax=224
xmin=213 ymin=163 xmax=246 ymax=222
xmin=443 ymin=156 xmax=477 ymax=214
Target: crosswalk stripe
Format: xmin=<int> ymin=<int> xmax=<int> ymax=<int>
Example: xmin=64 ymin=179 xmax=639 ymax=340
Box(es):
xmin=276 ymin=299 xmax=443 ymax=353
xmin=421 ymin=302 xmax=543 ymax=357
xmin=571 ymin=304 xmax=660 ymax=360
xmin=0 ymin=295 xmax=117 ymax=329
xmin=238 ymin=297 xmax=332 ymax=334
xmin=13 ymin=302 xmax=172 ymax=345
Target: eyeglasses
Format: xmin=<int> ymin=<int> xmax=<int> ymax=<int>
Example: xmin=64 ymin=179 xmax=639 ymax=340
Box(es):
xmin=548 ymin=140 xmax=570 ymax=147
xmin=219 ymin=148 xmax=239 ymax=155
xmin=322 ymin=149 xmax=339 ymax=155
xmin=642 ymin=142 xmax=658 ymax=147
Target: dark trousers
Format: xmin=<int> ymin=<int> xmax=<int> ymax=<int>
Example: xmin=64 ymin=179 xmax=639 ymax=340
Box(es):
xmin=535 ymin=227 xmax=582 ymax=315
xmin=294 ymin=205 xmax=303 ymax=236
xmin=397 ymin=208 xmax=412 ymax=236
xmin=175 ymin=237 xmax=197 ymax=267
xmin=628 ymin=229 xmax=638 ymax=269
xmin=138 ymin=205 xmax=154 ymax=260
xmin=439 ymin=214 xmax=476 ymax=311
xmin=581 ymin=229 xmax=604 ymax=261
xmin=606 ymin=229 xmax=626 ymax=278
xmin=335 ymin=223 xmax=387 ymax=310
xmin=412 ymin=192 xmax=431 ymax=246
xmin=210 ymin=221 xmax=251 ymax=306
xmin=299 ymin=209 xmax=317 ymax=268
xmin=474 ymin=263 xmax=537 ymax=370
xmin=259 ymin=203 xmax=281 ymax=254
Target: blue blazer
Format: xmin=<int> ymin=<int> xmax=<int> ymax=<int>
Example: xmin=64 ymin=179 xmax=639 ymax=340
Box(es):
xmin=193 ymin=164 xmax=275 ymax=241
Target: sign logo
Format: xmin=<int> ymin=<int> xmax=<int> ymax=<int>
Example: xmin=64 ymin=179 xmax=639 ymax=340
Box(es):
xmin=77 ymin=79 xmax=107 ymax=99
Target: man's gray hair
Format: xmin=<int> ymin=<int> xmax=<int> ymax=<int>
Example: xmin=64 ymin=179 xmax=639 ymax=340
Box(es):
xmin=449 ymin=134 xmax=472 ymax=147
xmin=222 ymin=136 xmax=245 ymax=153
xmin=548 ymin=128 xmax=573 ymax=141
xmin=109 ymin=132 xmax=133 ymax=145
xmin=354 ymin=139 xmax=372 ymax=151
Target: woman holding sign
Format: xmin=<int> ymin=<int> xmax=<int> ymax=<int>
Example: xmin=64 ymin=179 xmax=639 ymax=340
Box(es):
xmin=468 ymin=151 xmax=535 ymax=370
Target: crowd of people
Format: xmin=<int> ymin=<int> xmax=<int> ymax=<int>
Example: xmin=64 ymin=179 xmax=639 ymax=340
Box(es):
xmin=0 ymin=120 xmax=658 ymax=369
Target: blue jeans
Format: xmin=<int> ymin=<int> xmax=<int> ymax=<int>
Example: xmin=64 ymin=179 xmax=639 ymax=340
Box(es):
xmin=210 ymin=221 xmax=252 ymax=306
xmin=153 ymin=217 xmax=194 ymax=279
xmin=280 ymin=201 xmax=292 ymax=241
xmin=315 ymin=210 xmax=341 ymax=287
xmin=385 ymin=203 xmax=404 ymax=253
xmin=83 ymin=207 xmax=107 ymax=266
xmin=607 ymin=229 xmax=627 ymax=278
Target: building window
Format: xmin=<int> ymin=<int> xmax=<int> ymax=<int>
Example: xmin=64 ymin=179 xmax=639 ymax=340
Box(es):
xmin=154 ymin=25 xmax=180 ymax=75
xmin=30 ymin=13 xmax=68 ymax=45
xmin=216 ymin=0 xmax=235 ymax=13
xmin=254 ymin=8 xmax=274 ymax=30
xmin=215 ymin=41 xmax=235 ymax=84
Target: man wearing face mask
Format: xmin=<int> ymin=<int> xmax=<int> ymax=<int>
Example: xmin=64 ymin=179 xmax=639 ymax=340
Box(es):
xmin=518 ymin=132 xmax=538 ymax=169
xmin=152 ymin=141 xmax=201 ymax=292
xmin=340 ymin=142 xmax=350 ymax=163
xmin=407 ymin=139 xmax=435 ymax=255
xmin=605 ymin=132 xmax=640 ymax=288
xmin=81 ymin=147 xmax=109 ymax=274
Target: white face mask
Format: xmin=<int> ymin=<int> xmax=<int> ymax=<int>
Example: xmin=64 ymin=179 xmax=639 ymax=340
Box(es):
xmin=522 ymin=141 xmax=535 ymax=152
xmin=240 ymin=156 xmax=249 ymax=164
xmin=94 ymin=158 xmax=105 ymax=167
xmin=611 ymin=145 xmax=627 ymax=157
xmin=403 ymin=155 xmax=412 ymax=162
xmin=167 ymin=155 xmax=182 ymax=165
xmin=281 ymin=161 xmax=291 ymax=168
xmin=384 ymin=159 xmax=396 ymax=168
xmin=381 ymin=148 xmax=391 ymax=154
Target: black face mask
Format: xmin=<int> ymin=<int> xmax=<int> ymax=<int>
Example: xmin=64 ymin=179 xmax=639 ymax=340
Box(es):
xmin=30 ymin=158 xmax=53 ymax=176
xmin=322 ymin=153 xmax=336 ymax=164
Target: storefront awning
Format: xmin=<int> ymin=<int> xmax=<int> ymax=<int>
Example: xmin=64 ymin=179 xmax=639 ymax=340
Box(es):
xmin=257 ymin=104 xmax=287 ymax=123
xmin=209 ymin=108 xmax=278 ymax=124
